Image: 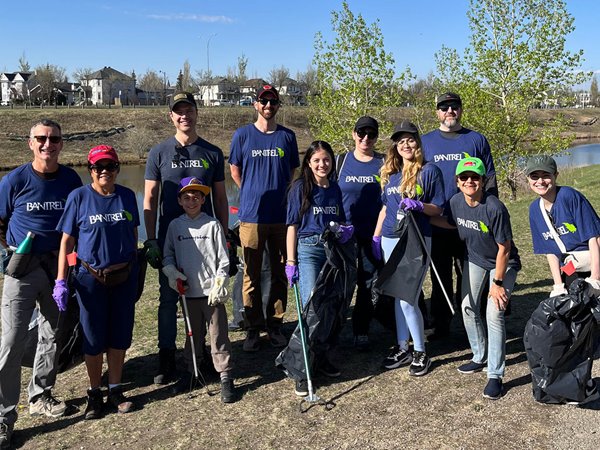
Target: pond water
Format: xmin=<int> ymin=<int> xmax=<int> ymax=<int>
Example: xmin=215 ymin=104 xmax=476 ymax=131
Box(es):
xmin=554 ymin=143 xmax=600 ymax=168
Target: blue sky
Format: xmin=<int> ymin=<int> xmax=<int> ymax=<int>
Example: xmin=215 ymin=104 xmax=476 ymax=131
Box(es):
xmin=2 ymin=0 xmax=598 ymax=86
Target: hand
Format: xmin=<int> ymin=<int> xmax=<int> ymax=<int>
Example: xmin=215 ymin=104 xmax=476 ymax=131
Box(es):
xmin=208 ymin=276 xmax=229 ymax=306
xmin=52 ymin=279 xmax=69 ymax=312
xmin=337 ymin=225 xmax=354 ymax=244
xmin=285 ymin=264 xmax=299 ymax=287
xmin=400 ymin=198 xmax=424 ymax=212
xmin=144 ymin=239 xmax=162 ymax=269
xmin=371 ymin=236 xmax=382 ymax=261
xmin=584 ymin=277 xmax=600 ymax=296
xmin=162 ymin=265 xmax=187 ymax=293
xmin=550 ymin=283 xmax=568 ymax=298
xmin=489 ymin=284 xmax=509 ymax=311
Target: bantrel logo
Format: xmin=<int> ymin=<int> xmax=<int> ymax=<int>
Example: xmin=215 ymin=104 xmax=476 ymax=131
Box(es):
xmin=200 ymin=158 xmax=209 ymax=169
xmin=123 ymin=210 xmax=133 ymax=222
xmin=478 ymin=221 xmax=489 ymax=233
xmin=277 ymin=147 xmax=285 ymax=158
xmin=374 ymin=174 xmax=381 ymax=183
xmin=563 ymin=222 xmax=576 ymax=233
xmin=415 ymin=184 xmax=423 ymax=196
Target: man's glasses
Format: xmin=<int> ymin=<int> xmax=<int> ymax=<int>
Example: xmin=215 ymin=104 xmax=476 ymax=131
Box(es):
xmin=356 ymin=130 xmax=378 ymax=140
xmin=258 ymin=98 xmax=280 ymax=106
xmin=458 ymin=174 xmax=481 ymax=182
xmin=438 ymin=103 xmax=461 ymax=112
xmin=89 ymin=162 xmax=120 ymax=173
xmin=33 ymin=136 xmax=62 ymax=144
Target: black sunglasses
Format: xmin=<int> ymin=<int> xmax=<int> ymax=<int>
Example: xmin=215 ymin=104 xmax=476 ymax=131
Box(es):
xmin=438 ymin=103 xmax=461 ymax=112
xmin=89 ymin=162 xmax=120 ymax=173
xmin=458 ymin=174 xmax=481 ymax=182
xmin=356 ymin=130 xmax=378 ymax=140
xmin=258 ymin=98 xmax=280 ymax=106
xmin=33 ymin=135 xmax=62 ymax=144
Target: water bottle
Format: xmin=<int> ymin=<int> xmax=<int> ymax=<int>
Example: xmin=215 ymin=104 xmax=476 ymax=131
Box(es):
xmin=16 ymin=231 xmax=35 ymax=254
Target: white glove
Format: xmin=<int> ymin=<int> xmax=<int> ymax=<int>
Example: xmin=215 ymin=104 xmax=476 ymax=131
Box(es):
xmin=584 ymin=277 xmax=600 ymax=297
xmin=162 ymin=265 xmax=187 ymax=293
xmin=208 ymin=276 xmax=229 ymax=306
xmin=550 ymin=283 xmax=568 ymax=298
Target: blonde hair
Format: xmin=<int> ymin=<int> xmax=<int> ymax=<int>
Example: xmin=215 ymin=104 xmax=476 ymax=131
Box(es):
xmin=379 ymin=133 xmax=424 ymax=198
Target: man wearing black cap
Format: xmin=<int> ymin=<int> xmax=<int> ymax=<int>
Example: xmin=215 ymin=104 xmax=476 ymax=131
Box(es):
xmin=144 ymin=91 xmax=229 ymax=384
xmin=421 ymin=92 xmax=497 ymax=339
xmin=229 ymin=85 xmax=300 ymax=352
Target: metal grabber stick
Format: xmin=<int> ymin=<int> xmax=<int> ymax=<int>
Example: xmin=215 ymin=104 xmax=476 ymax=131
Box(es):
xmin=176 ymin=278 xmax=201 ymax=386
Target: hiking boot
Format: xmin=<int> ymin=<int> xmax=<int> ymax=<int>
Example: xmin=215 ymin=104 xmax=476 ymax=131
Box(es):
xmin=243 ymin=329 xmax=260 ymax=352
xmin=295 ymin=379 xmax=308 ymax=397
xmin=29 ymin=391 xmax=67 ymax=418
xmin=220 ymin=379 xmax=236 ymax=404
xmin=382 ymin=346 xmax=413 ymax=370
xmin=457 ymin=360 xmax=486 ymax=374
xmin=107 ymin=386 xmax=134 ymax=414
xmin=409 ymin=351 xmax=432 ymax=377
xmin=318 ymin=359 xmax=341 ymax=378
xmin=354 ymin=335 xmax=370 ymax=351
xmin=0 ymin=423 xmax=13 ymax=449
xmin=483 ymin=378 xmax=503 ymax=400
xmin=84 ymin=388 xmax=104 ymax=420
xmin=154 ymin=348 xmax=177 ymax=385
xmin=267 ymin=328 xmax=287 ymax=348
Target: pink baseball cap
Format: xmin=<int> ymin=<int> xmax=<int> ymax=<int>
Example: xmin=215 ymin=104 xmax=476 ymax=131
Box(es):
xmin=88 ymin=145 xmax=119 ymax=164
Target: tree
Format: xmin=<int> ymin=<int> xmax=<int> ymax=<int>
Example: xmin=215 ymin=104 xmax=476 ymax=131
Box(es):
xmin=434 ymin=0 xmax=590 ymax=198
xmin=138 ymin=69 xmax=164 ymax=105
xmin=236 ymin=54 xmax=248 ymax=84
xmin=32 ymin=64 xmax=67 ymax=106
xmin=591 ymin=75 xmax=599 ymax=107
xmin=268 ymin=65 xmax=290 ymax=91
xmin=296 ymin=64 xmax=318 ymax=98
xmin=18 ymin=53 xmax=30 ymax=72
xmin=176 ymin=60 xmax=195 ymax=92
xmin=72 ymin=67 xmax=94 ymax=84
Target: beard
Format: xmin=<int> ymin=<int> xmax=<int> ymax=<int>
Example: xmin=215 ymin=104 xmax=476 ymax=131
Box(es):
xmin=258 ymin=107 xmax=277 ymax=120
xmin=442 ymin=117 xmax=459 ymax=129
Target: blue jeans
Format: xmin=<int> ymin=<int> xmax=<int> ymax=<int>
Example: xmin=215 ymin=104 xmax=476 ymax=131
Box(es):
xmin=461 ymin=261 xmax=518 ymax=379
xmin=297 ymin=234 xmax=327 ymax=308
xmin=381 ymin=236 xmax=427 ymax=352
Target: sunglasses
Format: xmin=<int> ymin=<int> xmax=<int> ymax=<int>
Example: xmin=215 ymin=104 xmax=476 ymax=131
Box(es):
xmin=33 ymin=135 xmax=62 ymax=144
xmin=438 ymin=103 xmax=461 ymax=112
xmin=89 ymin=162 xmax=119 ymax=173
xmin=528 ymin=173 xmax=553 ymax=181
xmin=458 ymin=174 xmax=481 ymax=182
xmin=258 ymin=98 xmax=280 ymax=106
xmin=356 ymin=130 xmax=378 ymax=140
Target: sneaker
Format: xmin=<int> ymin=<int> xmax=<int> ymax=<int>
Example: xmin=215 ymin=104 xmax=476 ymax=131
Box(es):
xmin=154 ymin=348 xmax=177 ymax=385
xmin=29 ymin=391 xmax=67 ymax=418
xmin=382 ymin=346 xmax=413 ymax=370
xmin=457 ymin=360 xmax=486 ymax=374
xmin=354 ymin=335 xmax=370 ymax=351
xmin=243 ymin=329 xmax=260 ymax=352
xmin=409 ymin=351 xmax=432 ymax=376
xmin=483 ymin=378 xmax=503 ymax=400
xmin=565 ymin=380 xmax=600 ymax=405
xmin=221 ymin=379 xmax=236 ymax=404
xmin=295 ymin=379 xmax=308 ymax=397
xmin=228 ymin=321 xmax=242 ymax=331
xmin=0 ymin=423 xmax=13 ymax=449
xmin=267 ymin=328 xmax=287 ymax=348
xmin=318 ymin=359 xmax=341 ymax=378
xmin=107 ymin=386 xmax=134 ymax=414
xmin=84 ymin=388 xmax=104 ymax=420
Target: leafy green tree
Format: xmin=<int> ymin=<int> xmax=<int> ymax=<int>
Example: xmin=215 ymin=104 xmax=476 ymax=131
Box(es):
xmin=434 ymin=0 xmax=590 ymax=198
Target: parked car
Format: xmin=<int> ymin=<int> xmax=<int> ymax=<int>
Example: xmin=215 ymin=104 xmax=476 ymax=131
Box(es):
xmin=238 ymin=98 xmax=253 ymax=106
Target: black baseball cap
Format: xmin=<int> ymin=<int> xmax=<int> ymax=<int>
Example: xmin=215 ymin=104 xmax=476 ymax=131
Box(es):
xmin=391 ymin=120 xmax=419 ymax=140
xmin=436 ymin=92 xmax=462 ymax=108
xmin=525 ymin=155 xmax=558 ymax=176
xmin=256 ymin=85 xmax=280 ymax=100
xmin=354 ymin=116 xmax=379 ymax=134
xmin=171 ymin=92 xmax=196 ymax=111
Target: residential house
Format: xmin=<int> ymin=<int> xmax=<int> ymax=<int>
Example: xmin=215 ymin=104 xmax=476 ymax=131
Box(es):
xmin=82 ymin=66 xmax=136 ymax=105
xmin=239 ymin=78 xmax=269 ymax=100
xmin=197 ymin=77 xmax=239 ymax=106
xmin=0 ymin=72 xmax=32 ymax=105
xmin=278 ymin=77 xmax=304 ymax=105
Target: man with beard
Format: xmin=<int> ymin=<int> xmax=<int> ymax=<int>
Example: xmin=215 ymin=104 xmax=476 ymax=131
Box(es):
xmin=421 ymin=93 xmax=497 ymax=339
xmin=229 ymin=85 xmax=299 ymax=352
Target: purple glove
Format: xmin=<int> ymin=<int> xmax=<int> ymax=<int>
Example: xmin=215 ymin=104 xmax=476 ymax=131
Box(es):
xmin=285 ymin=264 xmax=299 ymax=287
xmin=400 ymin=198 xmax=424 ymax=212
xmin=372 ymin=236 xmax=382 ymax=261
xmin=337 ymin=225 xmax=354 ymax=244
xmin=52 ymin=279 xmax=69 ymax=312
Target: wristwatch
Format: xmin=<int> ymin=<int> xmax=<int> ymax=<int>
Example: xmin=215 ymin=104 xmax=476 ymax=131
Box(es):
xmin=492 ymin=278 xmax=503 ymax=287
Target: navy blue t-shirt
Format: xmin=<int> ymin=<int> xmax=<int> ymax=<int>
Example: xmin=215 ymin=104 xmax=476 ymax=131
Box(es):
xmin=380 ymin=164 xmax=445 ymax=238
xmin=145 ymin=136 xmax=225 ymax=243
xmin=337 ymin=151 xmax=384 ymax=239
xmin=229 ymin=124 xmax=300 ymax=224
xmin=287 ymin=180 xmax=345 ymax=238
xmin=529 ymin=186 xmax=600 ymax=257
xmin=58 ymin=184 xmax=140 ymax=269
xmin=0 ymin=163 xmax=82 ymax=253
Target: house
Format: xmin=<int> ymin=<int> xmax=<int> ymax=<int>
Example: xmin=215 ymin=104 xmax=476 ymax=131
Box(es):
xmin=197 ymin=77 xmax=239 ymax=106
xmin=239 ymin=78 xmax=269 ymax=98
xmin=82 ymin=66 xmax=136 ymax=105
xmin=278 ymin=78 xmax=304 ymax=105
xmin=0 ymin=72 xmax=32 ymax=105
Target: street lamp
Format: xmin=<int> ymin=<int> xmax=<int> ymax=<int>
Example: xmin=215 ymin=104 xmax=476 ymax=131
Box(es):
xmin=207 ymin=33 xmax=217 ymax=77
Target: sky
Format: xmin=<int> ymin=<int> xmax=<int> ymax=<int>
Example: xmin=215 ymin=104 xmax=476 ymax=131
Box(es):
xmin=2 ymin=0 xmax=599 ymax=87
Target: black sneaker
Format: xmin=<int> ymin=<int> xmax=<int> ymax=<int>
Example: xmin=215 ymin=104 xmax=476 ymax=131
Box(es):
xmin=318 ymin=359 xmax=341 ymax=378
xmin=154 ymin=348 xmax=177 ymax=385
xmin=382 ymin=346 xmax=413 ymax=370
xmin=409 ymin=351 xmax=431 ymax=376
xmin=457 ymin=360 xmax=486 ymax=374
xmin=295 ymin=379 xmax=308 ymax=397
xmin=483 ymin=378 xmax=503 ymax=400
xmin=221 ymin=379 xmax=236 ymax=404
xmin=0 ymin=423 xmax=13 ymax=449
xmin=107 ymin=386 xmax=134 ymax=414
xmin=84 ymin=388 xmax=104 ymax=420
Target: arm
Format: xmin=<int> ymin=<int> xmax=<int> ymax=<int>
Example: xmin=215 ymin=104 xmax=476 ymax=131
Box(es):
xmin=422 ymin=203 xmax=442 ymax=217
xmin=212 ymin=180 xmax=229 ymax=230
xmin=489 ymin=240 xmax=510 ymax=311
xmin=0 ymin=218 xmax=8 ymax=249
xmin=286 ymin=225 xmax=298 ymax=264
xmin=143 ymin=179 xmax=160 ymax=240
xmin=430 ymin=215 xmax=456 ymax=229
xmin=546 ymin=253 xmax=564 ymax=285
xmin=589 ymin=236 xmax=600 ymax=280
xmin=373 ymin=206 xmax=386 ymax=237
xmin=56 ymin=233 xmax=76 ymax=281
xmin=230 ymin=164 xmax=242 ymax=189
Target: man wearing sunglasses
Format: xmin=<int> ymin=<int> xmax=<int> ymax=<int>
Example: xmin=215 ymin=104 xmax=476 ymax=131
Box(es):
xmin=0 ymin=119 xmax=82 ymax=447
xmin=421 ymin=92 xmax=497 ymax=340
xmin=229 ymin=85 xmax=300 ymax=352
xmin=144 ymin=91 xmax=228 ymax=385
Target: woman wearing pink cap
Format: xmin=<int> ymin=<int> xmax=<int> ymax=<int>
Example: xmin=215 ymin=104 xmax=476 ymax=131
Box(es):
xmin=55 ymin=145 xmax=140 ymax=419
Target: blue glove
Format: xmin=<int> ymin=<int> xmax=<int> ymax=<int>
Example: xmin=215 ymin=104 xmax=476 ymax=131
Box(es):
xmin=400 ymin=198 xmax=424 ymax=212
xmin=337 ymin=225 xmax=354 ymax=244
xmin=52 ymin=279 xmax=69 ymax=312
xmin=285 ymin=264 xmax=299 ymax=287
xmin=372 ymin=236 xmax=382 ymax=261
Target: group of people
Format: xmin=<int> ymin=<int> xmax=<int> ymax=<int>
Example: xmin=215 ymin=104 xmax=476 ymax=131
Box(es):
xmin=0 ymin=87 xmax=599 ymax=448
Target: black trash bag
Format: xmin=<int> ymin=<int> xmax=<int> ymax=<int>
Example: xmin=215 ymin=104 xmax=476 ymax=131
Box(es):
xmin=523 ymin=279 xmax=600 ymax=404
xmin=275 ymin=230 xmax=357 ymax=381
xmin=372 ymin=211 xmax=428 ymax=306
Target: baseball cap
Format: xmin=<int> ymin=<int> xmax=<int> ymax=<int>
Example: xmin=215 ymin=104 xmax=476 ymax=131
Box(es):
xmin=88 ymin=145 xmax=119 ymax=164
xmin=436 ymin=92 xmax=462 ymax=108
xmin=256 ymin=85 xmax=280 ymax=100
xmin=178 ymin=176 xmax=210 ymax=196
xmin=354 ymin=116 xmax=379 ymax=133
xmin=455 ymin=157 xmax=486 ymax=177
xmin=390 ymin=120 xmax=419 ymax=140
xmin=170 ymin=92 xmax=196 ymax=111
xmin=525 ymin=155 xmax=557 ymax=176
